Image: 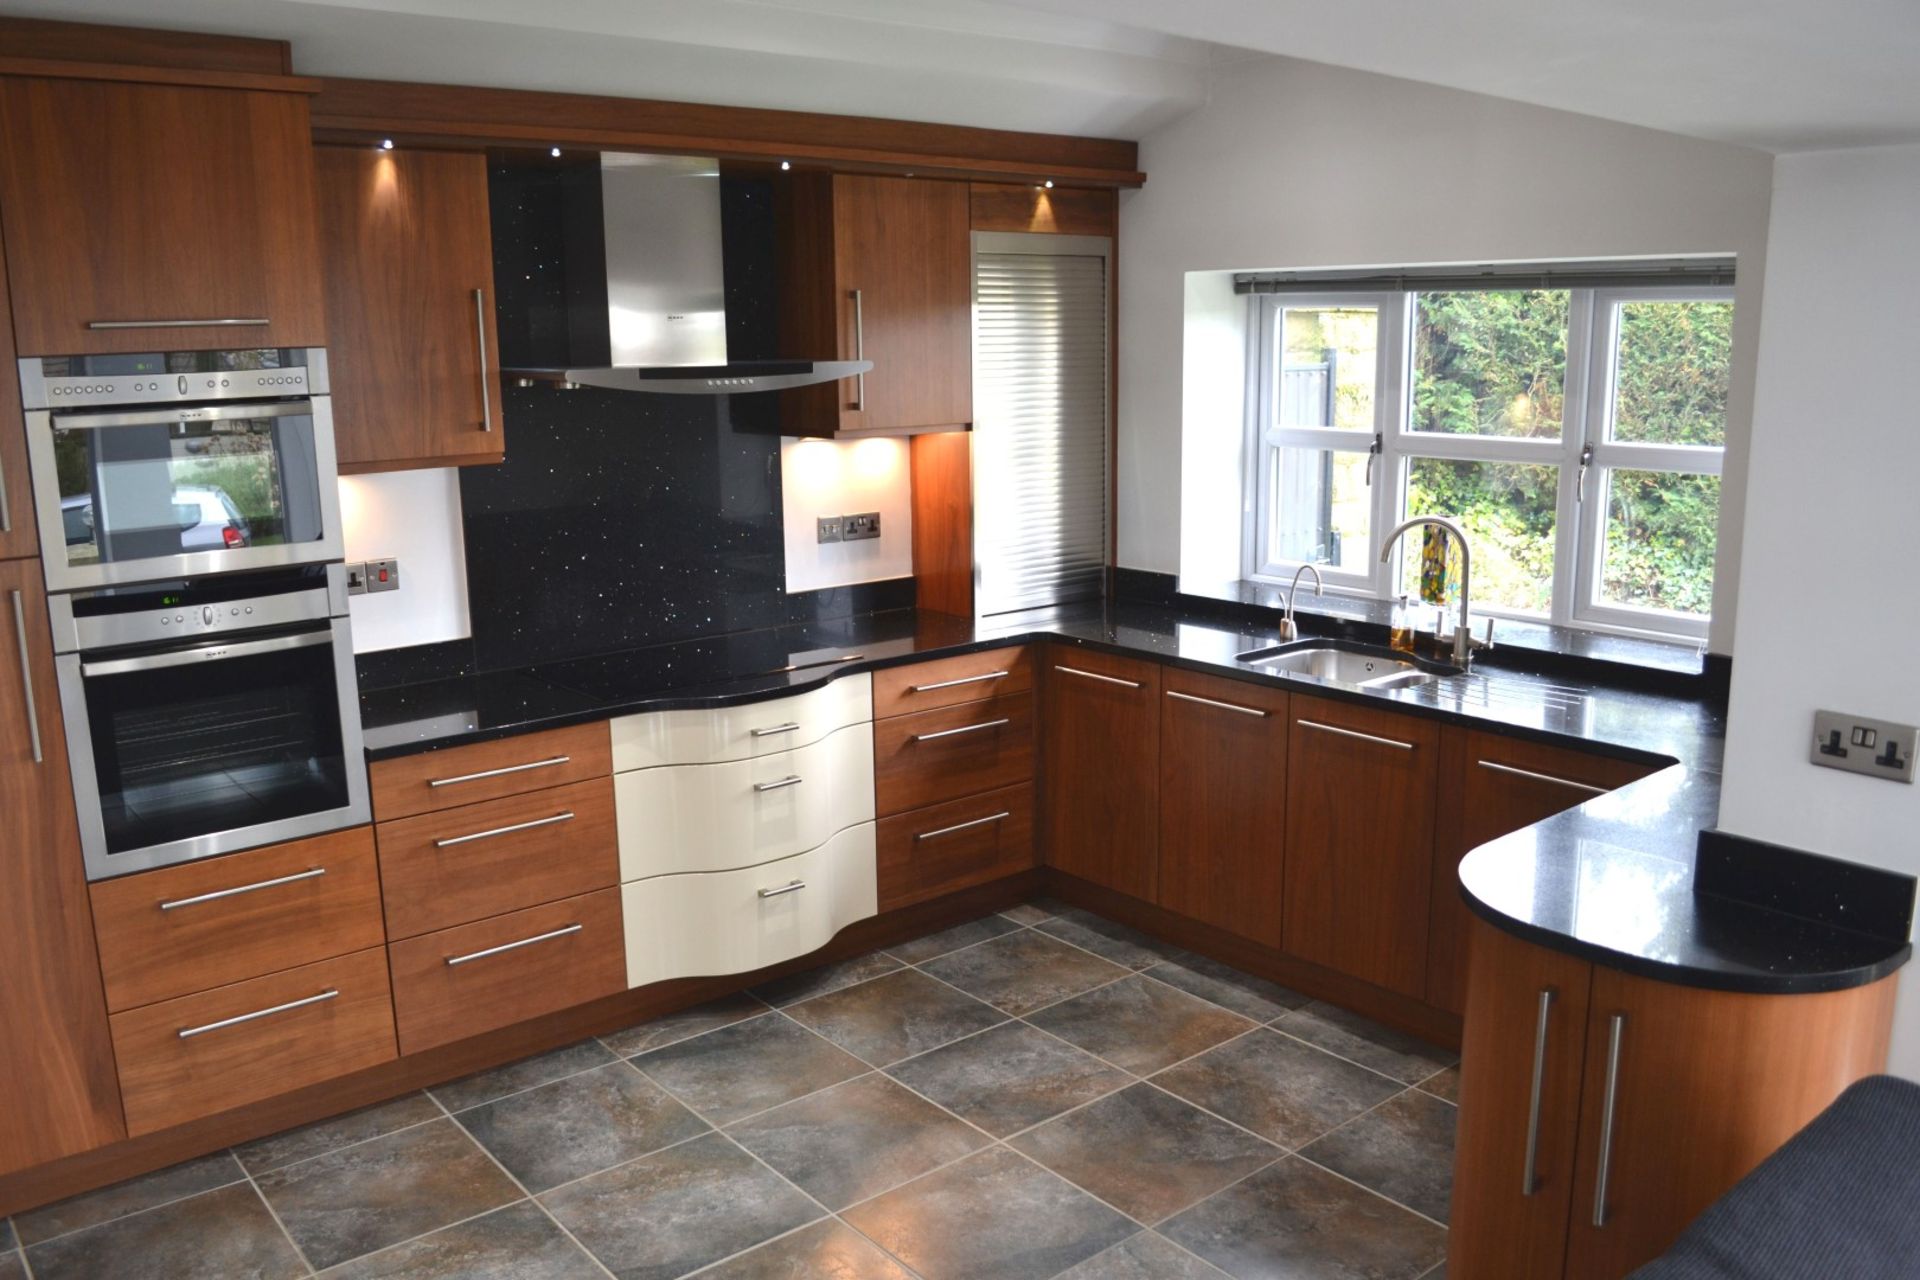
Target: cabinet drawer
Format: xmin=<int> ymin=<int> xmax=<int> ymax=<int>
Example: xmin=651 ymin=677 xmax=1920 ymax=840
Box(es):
xmin=610 ymin=676 xmax=872 ymax=771
xmin=376 ymin=778 xmax=618 ymax=939
xmin=90 ymin=828 xmax=385 ymax=1013
xmin=873 ymin=694 xmax=1034 ymax=816
xmin=615 ymin=723 xmax=874 ymax=881
xmin=878 ymin=783 xmax=1035 ymax=911
xmin=110 ymin=947 xmax=397 ymax=1137
xmin=873 ymin=647 xmax=1031 ymax=719
xmin=623 ymin=823 xmax=878 ymax=988
xmin=370 ymin=722 xmax=612 ymax=821
xmin=388 ymin=889 xmax=626 ymax=1054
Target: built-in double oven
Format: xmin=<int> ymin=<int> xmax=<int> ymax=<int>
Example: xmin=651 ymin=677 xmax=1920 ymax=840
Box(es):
xmin=19 ymin=349 xmax=369 ymax=880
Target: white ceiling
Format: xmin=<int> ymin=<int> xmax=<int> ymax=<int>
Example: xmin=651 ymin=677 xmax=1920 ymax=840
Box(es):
xmin=13 ymin=0 xmax=1920 ymax=151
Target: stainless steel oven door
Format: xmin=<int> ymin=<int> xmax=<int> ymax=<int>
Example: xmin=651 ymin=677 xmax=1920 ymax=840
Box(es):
xmin=26 ymin=397 xmax=344 ymax=591
xmin=56 ymin=615 xmax=369 ymax=880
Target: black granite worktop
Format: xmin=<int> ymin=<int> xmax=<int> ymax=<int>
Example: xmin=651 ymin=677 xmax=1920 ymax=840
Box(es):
xmin=358 ymin=597 xmax=1909 ymax=996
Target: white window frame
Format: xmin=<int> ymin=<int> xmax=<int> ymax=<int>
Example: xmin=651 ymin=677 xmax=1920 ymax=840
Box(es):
xmin=1244 ymin=284 xmax=1731 ymax=642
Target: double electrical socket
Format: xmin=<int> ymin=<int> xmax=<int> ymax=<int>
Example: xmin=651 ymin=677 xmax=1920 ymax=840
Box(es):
xmin=816 ymin=512 xmax=881 ymax=544
xmin=344 ymin=558 xmax=400 ymax=595
xmin=1810 ymin=709 xmax=1917 ymax=784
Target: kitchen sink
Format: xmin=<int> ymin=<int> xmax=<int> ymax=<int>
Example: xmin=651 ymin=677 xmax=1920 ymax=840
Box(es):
xmin=1236 ymin=640 xmax=1462 ymax=691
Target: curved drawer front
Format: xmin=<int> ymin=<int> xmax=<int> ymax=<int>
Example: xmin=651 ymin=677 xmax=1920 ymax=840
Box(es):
xmin=610 ymin=675 xmax=873 ymax=771
xmin=622 ymin=823 xmax=878 ymax=989
xmin=615 ymin=721 xmax=875 ymax=880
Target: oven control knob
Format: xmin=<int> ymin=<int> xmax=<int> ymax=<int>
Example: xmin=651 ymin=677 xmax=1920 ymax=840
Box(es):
xmin=202 ymin=605 xmax=215 ymax=625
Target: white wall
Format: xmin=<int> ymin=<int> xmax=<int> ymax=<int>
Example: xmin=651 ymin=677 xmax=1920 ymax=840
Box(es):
xmin=1120 ymin=53 xmax=1775 ymax=652
xmin=1718 ymin=143 xmax=1920 ymax=1076
xmin=337 ymin=470 xmax=472 ymax=653
xmin=779 ymin=436 xmax=914 ymax=593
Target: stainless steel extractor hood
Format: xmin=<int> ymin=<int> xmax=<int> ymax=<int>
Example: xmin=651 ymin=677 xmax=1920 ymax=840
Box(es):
xmin=507 ymin=153 xmax=868 ymax=395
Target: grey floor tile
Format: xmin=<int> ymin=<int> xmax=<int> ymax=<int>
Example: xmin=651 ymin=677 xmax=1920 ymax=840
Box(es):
xmin=540 ymin=1131 xmax=821 ymax=1280
xmin=1273 ymin=1003 xmax=1457 ymax=1085
xmin=1152 ymin=1029 xmax=1403 ymax=1148
xmin=1161 ymin=1156 xmax=1446 ymax=1280
xmin=632 ymin=1013 xmax=867 ymax=1125
xmin=887 ymin=1020 xmax=1132 ymax=1139
xmin=1027 ymin=975 xmax=1257 ymax=1075
xmin=785 ymin=968 xmax=1006 ymax=1066
xmin=1 ymin=1218 xmax=15 ymax=1252
xmin=1013 ymin=1084 xmax=1277 ymax=1224
xmin=695 ymin=1218 xmax=913 ymax=1279
xmin=843 ymin=1146 xmax=1137 ymax=1280
xmin=997 ymin=903 xmax=1054 ymax=926
xmin=318 ymin=1200 xmax=603 ymax=1279
xmin=1300 ymin=1089 xmax=1458 ymax=1224
xmin=1036 ymin=912 xmax=1182 ymax=970
xmin=457 ymin=1061 xmax=710 ymax=1193
xmin=600 ymin=992 xmax=766 ymax=1058
xmin=750 ymin=952 xmax=903 ymax=1007
xmin=1419 ymin=1065 xmax=1461 ymax=1105
xmin=728 ymin=1073 xmax=987 ymax=1210
xmin=24 ymin=1183 xmax=305 ymax=1280
xmin=255 ymin=1117 xmax=521 ymax=1271
xmin=430 ymin=1040 xmax=618 ymax=1114
xmin=1144 ymin=954 xmax=1310 ymax=1022
xmin=0 ymin=1251 xmax=19 ymax=1280
xmin=919 ymin=930 xmax=1129 ymax=1016
xmin=237 ymin=1093 xmax=445 ymax=1175
xmin=13 ymin=1149 xmax=246 ymax=1245
xmin=1054 ymin=1231 xmax=1227 ymax=1279
xmin=886 ymin=914 xmax=1024 ymax=964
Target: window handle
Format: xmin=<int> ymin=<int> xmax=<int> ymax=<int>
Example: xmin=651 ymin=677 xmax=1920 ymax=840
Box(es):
xmin=1365 ymin=432 xmax=1383 ymax=485
xmin=1576 ymin=442 xmax=1594 ymax=503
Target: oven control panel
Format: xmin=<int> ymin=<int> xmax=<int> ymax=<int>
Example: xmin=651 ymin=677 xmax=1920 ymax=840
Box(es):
xmin=18 ymin=349 xmax=331 ymax=411
xmin=47 ymin=565 xmax=351 ymax=656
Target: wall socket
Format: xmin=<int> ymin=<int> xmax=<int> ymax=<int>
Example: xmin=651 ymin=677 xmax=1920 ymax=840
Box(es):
xmin=345 ymin=559 xmax=401 ymax=595
xmin=815 ymin=513 xmax=881 ymax=544
xmin=1810 ymin=709 xmax=1917 ymax=784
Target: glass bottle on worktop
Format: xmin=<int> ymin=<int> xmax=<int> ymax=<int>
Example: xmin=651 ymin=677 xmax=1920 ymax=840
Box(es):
xmin=1390 ymin=595 xmax=1417 ymax=653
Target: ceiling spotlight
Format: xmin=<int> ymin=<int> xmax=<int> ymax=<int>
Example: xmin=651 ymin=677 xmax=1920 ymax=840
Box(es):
xmin=550 ymin=146 xmax=563 ymax=158
xmin=379 ymin=138 xmax=394 ymax=150
xmin=780 ymin=160 xmax=792 ymax=171
xmin=1043 ymin=179 xmax=1055 ymax=189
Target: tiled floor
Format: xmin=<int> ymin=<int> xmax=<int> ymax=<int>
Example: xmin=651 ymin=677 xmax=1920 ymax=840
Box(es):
xmin=2 ymin=901 xmax=1458 ymax=1279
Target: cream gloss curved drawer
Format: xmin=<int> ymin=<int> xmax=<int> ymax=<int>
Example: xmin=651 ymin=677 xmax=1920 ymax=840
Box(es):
xmin=615 ymin=721 xmax=875 ymax=880
xmin=622 ymin=823 xmax=877 ymax=989
xmin=609 ymin=675 xmax=873 ymax=772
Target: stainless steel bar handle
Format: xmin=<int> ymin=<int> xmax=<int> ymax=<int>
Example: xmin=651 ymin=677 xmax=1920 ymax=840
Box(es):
xmin=1478 ymin=760 xmax=1608 ymax=796
xmin=1522 ymin=988 xmax=1555 ymax=1196
xmin=0 ymin=452 xmax=11 ymax=532
xmin=82 ymin=629 xmax=333 ymax=677
xmin=159 ymin=867 xmax=326 ymax=911
xmin=753 ymin=775 xmax=804 ymax=793
xmin=758 ymin=880 xmax=807 ymax=899
xmin=1167 ymin=689 xmax=1267 ymax=718
xmin=916 ymin=811 xmax=1011 ymax=841
xmin=911 ymin=670 xmax=1009 ymax=693
xmin=9 ymin=590 xmax=41 ymax=765
xmin=1592 ymin=1013 xmax=1626 ymax=1227
xmin=1298 ymin=719 xmax=1416 ymax=751
xmin=850 ymin=289 xmax=865 ymax=410
xmin=429 ymin=755 xmax=572 ymax=788
xmin=87 ymin=317 xmax=270 ymax=330
xmin=1054 ymin=665 xmax=1142 ymax=689
xmin=446 ymin=923 xmax=582 ymax=967
xmin=912 ymin=718 xmax=1010 ymax=742
xmin=473 ymin=288 xmax=493 ymax=432
xmin=435 ymin=811 xmax=575 ymax=848
xmin=178 ymin=989 xmax=337 ymax=1039
xmin=750 ymin=722 xmax=802 ymax=738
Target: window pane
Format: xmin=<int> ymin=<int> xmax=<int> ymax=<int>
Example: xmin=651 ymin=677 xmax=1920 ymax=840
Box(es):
xmin=1403 ymin=458 xmax=1558 ymax=616
xmin=1610 ymin=300 xmax=1732 ymax=446
xmin=1277 ymin=306 xmax=1376 ymax=431
xmin=1266 ymin=446 xmax=1372 ymax=575
xmin=1600 ymin=470 xmax=1719 ymax=616
xmin=1411 ymin=291 xmax=1568 ymax=438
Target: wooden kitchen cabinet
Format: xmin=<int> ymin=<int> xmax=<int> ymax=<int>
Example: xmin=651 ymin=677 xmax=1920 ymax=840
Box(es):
xmin=1283 ymin=694 xmax=1440 ymax=998
xmin=316 ymin=145 xmax=505 ymax=471
xmin=1452 ymin=916 xmax=1897 ymax=1279
xmin=0 ymin=559 xmax=126 ymax=1173
xmin=778 ymin=173 xmax=971 ymax=436
xmin=1041 ymin=648 xmax=1160 ymax=899
xmin=1427 ymin=730 xmax=1656 ymax=1014
xmin=0 ymin=72 xmax=326 ymax=356
xmin=1157 ymin=668 xmax=1289 ymax=949
xmin=0 ymin=219 xmax=32 ymax=562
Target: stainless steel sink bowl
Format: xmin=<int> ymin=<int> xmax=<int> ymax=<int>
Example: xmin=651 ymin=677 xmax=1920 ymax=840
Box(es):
xmin=1236 ymin=640 xmax=1462 ymax=691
